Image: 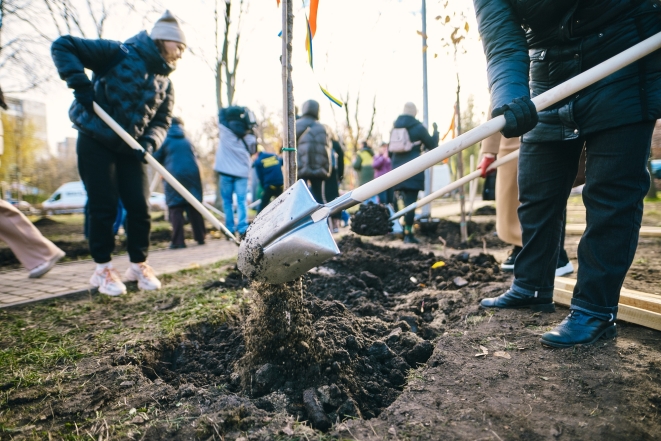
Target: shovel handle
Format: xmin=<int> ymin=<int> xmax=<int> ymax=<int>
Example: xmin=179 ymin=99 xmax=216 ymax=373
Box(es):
xmin=389 ymin=150 xmax=519 ymax=221
xmin=352 ymin=30 xmax=661 ymax=203
xmin=93 ymin=103 xmax=240 ymax=246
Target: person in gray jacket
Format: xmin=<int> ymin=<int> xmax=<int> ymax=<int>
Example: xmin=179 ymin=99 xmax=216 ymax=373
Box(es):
xmin=296 ymin=100 xmax=332 ymax=203
xmin=214 ymin=106 xmax=257 ymax=239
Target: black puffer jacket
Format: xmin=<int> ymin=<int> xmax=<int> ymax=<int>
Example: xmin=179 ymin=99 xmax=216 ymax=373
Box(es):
xmin=473 ymin=0 xmax=661 ymax=142
xmin=390 ymin=115 xmax=439 ymax=191
xmin=51 ymin=31 xmax=174 ymax=153
xmin=152 ymin=122 xmax=202 ymax=208
xmin=296 ymin=100 xmax=332 ymax=180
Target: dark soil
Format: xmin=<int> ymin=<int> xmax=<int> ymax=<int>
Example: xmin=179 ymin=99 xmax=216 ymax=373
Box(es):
xmin=417 ymin=218 xmax=509 ymax=249
xmin=473 ymin=204 xmax=496 ymax=216
xmin=350 ymin=202 xmax=393 ymax=236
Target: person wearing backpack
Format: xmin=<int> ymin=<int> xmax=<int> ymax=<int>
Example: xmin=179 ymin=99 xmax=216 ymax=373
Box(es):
xmin=296 ymin=100 xmax=333 ymax=203
xmin=214 ymin=106 xmax=258 ymax=240
xmin=51 ymin=10 xmax=186 ymax=296
xmin=390 ymin=102 xmax=439 ymax=243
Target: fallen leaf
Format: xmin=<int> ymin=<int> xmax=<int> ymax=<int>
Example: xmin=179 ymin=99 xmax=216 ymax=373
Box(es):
xmin=388 ymin=427 xmax=397 ymax=435
xmin=578 ymin=421 xmax=588 ymax=428
xmin=282 ymin=425 xmax=294 ymax=436
xmin=431 ymin=261 xmax=446 ymax=269
xmin=494 ymin=351 xmax=511 ymax=359
xmin=479 ymin=345 xmax=488 ymax=354
xmin=540 ymin=376 xmax=549 ymax=381
xmin=475 ymin=353 xmax=487 ymax=357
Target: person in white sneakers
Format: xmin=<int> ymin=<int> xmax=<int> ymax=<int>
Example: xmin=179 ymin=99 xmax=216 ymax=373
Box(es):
xmin=52 ymin=11 xmax=186 ymax=295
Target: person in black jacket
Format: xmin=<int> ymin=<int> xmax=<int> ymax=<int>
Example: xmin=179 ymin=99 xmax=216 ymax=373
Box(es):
xmin=390 ymin=102 xmax=439 ymax=244
xmin=324 ymin=139 xmax=345 ymax=233
xmin=153 ymin=117 xmax=206 ymax=249
xmin=473 ymin=0 xmax=661 ymax=348
xmin=51 ymin=10 xmax=186 ymax=296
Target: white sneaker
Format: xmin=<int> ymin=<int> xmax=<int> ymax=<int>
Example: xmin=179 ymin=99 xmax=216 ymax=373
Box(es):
xmin=124 ymin=262 xmax=161 ymax=290
xmin=90 ymin=267 xmax=127 ymax=296
xmin=555 ymin=261 xmax=575 ymax=277
xmin=29 ymin=249 xmax=66 ymax=278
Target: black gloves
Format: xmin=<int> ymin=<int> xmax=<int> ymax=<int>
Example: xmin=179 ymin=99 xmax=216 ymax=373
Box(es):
xmin=134 ymin=139 xmax=154 ymax=164
xmin=73 ymin=85 xmax=94 ymax=112
xmin=491 ymin=96 xmax=538 ymax=138
xmin=432 ymin=122 xmax=438 ymax=132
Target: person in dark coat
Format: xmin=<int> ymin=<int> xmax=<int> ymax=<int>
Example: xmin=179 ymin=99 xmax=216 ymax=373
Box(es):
xmin=390 ymin=102 xmax=439 ymax=243
xmin=153 ymin=117 xmax=206 ymax=249
xmin=324 ymin=139 xmax=345 ymax=232
xmin=473 ymin=0 xmax=661 ymax=348
xmin=51 ymin=10 xmax=186 ymax=296
xmin=253 ymin=147 xmax=284 ymax=213
xmin=296 ymin=99 xmax=332 ymax=203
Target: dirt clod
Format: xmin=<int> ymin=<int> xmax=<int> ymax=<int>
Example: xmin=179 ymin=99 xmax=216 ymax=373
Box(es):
xmin=350 ymin=202 xmax=393 ymax=236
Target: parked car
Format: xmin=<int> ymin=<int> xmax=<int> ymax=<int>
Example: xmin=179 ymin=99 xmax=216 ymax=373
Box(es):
xmin=149 ymin=192 xmax=167 ymax=211
xmin=42 ymin=181 xmax=87 ymax=215
xmin=652 ymin=159 xmax=661 ymax=179
xmin=5 ymin=198 xmax=39 ymax=215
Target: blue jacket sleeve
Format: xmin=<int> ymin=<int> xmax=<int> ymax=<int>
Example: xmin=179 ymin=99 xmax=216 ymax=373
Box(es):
xmin=473 ymin=0 xmax=530 ymax=109
xmin=51 ymin=35 xmax=122 ymax=89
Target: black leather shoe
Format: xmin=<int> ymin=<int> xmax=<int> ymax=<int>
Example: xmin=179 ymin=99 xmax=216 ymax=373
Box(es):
xmin=540 ymin=310 xmax=617 ymax=348
xmin=480 ymin=289 xmax=555 ymax=312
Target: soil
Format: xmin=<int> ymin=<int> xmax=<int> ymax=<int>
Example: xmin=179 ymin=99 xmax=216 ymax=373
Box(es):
xmin=350 ymin=202 xmax=393 ymax=236
xmin=416 ymin=218 xmax=509 ymax=250
xmin=473 ymin=204 xmax=497 ymax=216
xmin=2 ymin=218 xmax=661 ymax=439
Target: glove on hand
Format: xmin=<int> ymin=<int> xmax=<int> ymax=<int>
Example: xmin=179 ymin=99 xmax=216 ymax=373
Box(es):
xmin=432 ymin=122 xmax=438 ymax=132
xmin=134 ymin=139 xmax=154 ymax=164
xmin=491 ymin=96 xmax=538 ymax=138
xmin=73 ymin=85 xmax=95 ymax=112
xmin=478 ymin=154 xmax=497 ymax=178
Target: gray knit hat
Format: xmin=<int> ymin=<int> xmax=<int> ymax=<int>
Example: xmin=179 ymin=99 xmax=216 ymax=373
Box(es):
xmin=150 ymin=10 xmax=186 ymax=46
xmin=403 ymin=102 xmax=417 ymax=117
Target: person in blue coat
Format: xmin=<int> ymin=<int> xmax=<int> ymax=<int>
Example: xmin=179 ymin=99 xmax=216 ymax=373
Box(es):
xmin=473 ymin=0 xmax=661 ymax=348
xmin=390 ymin=102 xmax=439 ymax=244
xmin=252 ymin=147 xmax=284 ymax=213
xmin=153 ymin=117 xmax=206 ymax=249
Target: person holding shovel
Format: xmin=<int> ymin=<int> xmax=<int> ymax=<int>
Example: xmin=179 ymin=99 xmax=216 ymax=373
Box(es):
xmin=51 ymin=10 xmax=186 ymax=296
xmin=473 ymin=0 xmax=661 ymax=347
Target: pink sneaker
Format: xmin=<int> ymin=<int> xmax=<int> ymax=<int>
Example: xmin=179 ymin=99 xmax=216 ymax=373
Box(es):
xmin=124 ymin=262 xmax=161 ymax=290
xmin=90 ymin=267 xmax=127 ymax=296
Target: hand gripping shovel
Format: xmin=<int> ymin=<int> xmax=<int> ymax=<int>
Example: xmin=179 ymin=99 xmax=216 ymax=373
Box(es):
xmin=238 ymin=31 xmax=661 ymax=284
xmin=389 ymin=149 xmax=519 ymax=222
xmin=93 ymin=103 xmax=240 ymax=246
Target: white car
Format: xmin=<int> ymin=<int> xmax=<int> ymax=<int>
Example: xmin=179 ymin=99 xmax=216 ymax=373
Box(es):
xmin=42 ymin=181 xmax=87 ymax=215
xmin=149 ymin=192 xmax=167 ymax=211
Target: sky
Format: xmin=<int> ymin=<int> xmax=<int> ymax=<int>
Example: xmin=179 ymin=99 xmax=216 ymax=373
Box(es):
xmin=26 ymin=0 xmax=490 ymax=154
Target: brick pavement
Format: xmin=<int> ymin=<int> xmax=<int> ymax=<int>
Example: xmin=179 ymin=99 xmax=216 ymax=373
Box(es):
xmin=0 ymin=239 xmax=239 ymax=308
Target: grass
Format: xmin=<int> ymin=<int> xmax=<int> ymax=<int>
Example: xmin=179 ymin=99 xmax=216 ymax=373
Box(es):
xmin=0 ymin=258 xmax=243 ymax=414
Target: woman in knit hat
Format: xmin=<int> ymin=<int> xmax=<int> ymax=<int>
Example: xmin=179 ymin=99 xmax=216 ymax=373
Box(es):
xmin=51 ymin=11 xmax=186 ymax=296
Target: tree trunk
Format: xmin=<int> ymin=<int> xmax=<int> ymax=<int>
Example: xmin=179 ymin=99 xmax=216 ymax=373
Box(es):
xmin=455 ymin=82 xmax=468 ymax=243
xmin=282 ymin=0 xmax=296 ymax=188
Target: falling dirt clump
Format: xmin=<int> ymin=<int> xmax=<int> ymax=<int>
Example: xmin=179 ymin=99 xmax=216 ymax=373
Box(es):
xmin=350 ymin=202 xmax=393 ymax=236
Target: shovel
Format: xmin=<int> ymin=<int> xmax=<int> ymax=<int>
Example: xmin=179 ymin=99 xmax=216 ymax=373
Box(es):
xmin=238 ymin=31 xmax=661 ymax=284
xmin=389 ymin=149 xmax=519 ymax=222
xmin=93 ymin=103 xmax=240 ymax=246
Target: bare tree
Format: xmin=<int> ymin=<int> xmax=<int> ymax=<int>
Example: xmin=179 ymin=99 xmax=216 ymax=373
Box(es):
xmin=341 ymin=91 xmax=377 ymax=154
xmin=215 ymin=0 xmax=245 ymax=110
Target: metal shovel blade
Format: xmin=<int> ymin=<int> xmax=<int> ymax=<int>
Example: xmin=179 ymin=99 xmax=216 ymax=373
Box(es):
xmin=237 ymin=180 xmax=340 ymax=284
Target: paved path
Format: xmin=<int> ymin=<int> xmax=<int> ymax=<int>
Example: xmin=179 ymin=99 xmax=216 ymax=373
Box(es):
xmin=0 ymin=239 xmax=239 ymax=308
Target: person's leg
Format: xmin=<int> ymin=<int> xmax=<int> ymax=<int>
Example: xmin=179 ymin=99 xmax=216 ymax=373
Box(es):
xmin=77 ymin=133 xmax=119 ymax=264
xmin=402 ymin=190 xmax=419 ymax=243
xmin=308 ymin=178 xmax=325 ymax=204
xmin=169 ymin=205 xmax=186 ymax=248
xmin=235 ymin=177 xmax=249 ymax=234
xmin=116 ymin=154 xmax=151 ymax=263
xmin=572 ymin=121 xmax=655 ymax=319
xmin=220 ymin=174 xmax=236 ymax=234
xmin=555 ymin=209 xmax=574 ymax=276
xmin=0 ymin=200 xmax=64 ymax=274
xmin=481 ymin=137 xmax=583 ymax=311
xmin=185 ymin=204 xmax=207 ymax=244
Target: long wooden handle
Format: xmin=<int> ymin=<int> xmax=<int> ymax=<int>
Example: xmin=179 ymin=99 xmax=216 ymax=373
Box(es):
xmin=93 ymin=103 xmax=240 ymax=246
xmin=390 ymin=150 xmax=519 ymax=221
xmin=352 ymin=31 xmax=661 ymax=202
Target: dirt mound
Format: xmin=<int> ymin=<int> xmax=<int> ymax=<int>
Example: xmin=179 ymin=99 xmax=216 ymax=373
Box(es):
xmin=204 ymin=267 xmax=250 ymax=290
xmin=350 ymin=202 xmax=393 ymax=236
xmin=32 ymin=216 xmax=61 ymax=226
xmin=417 ymin=218 xmax=508 ymax=249
xmin=473 ymin=204 xmax=496 ymax=216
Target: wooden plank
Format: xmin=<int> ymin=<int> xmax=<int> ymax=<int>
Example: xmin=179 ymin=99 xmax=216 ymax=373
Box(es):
xmin=553 ymin=288 xmax=661 ymax=331
xmin=565 ymin=224 xmax=661 ymax=237
xmin=555 ymin=277 xmax=661 ymax=314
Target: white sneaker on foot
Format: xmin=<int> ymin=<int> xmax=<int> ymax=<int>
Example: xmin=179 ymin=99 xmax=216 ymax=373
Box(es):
xmin=90 ymin=266 xmax=127 ymax=296
xmin=124 ymin=262 xmax=161 ymax=290
xmin=29 ymin=249 xmax=66 ymax=278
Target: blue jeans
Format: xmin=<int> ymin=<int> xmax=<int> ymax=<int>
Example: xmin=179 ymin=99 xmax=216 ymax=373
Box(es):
xmin=513 ymin=121 xmax=654 ymax=321
xmin=219 ymin=174 xmax=248 ymax=234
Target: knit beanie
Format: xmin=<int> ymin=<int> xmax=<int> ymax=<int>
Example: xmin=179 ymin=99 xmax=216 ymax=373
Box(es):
xmin=150 ymin=10 xmax=186 ymax=46
xmin=403 ymin=102 xmax=417 ymax=117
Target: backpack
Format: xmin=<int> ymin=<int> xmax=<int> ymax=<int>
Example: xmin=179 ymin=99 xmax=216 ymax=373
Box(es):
xmin=388 ymin=127 xmax=421 ymax=153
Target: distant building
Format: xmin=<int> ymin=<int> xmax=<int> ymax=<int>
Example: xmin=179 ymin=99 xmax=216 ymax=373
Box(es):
xmin=3 ymin=97 xmax=48 ymax=152
xmin=57 ymin=137 xmax=77 ymax=162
